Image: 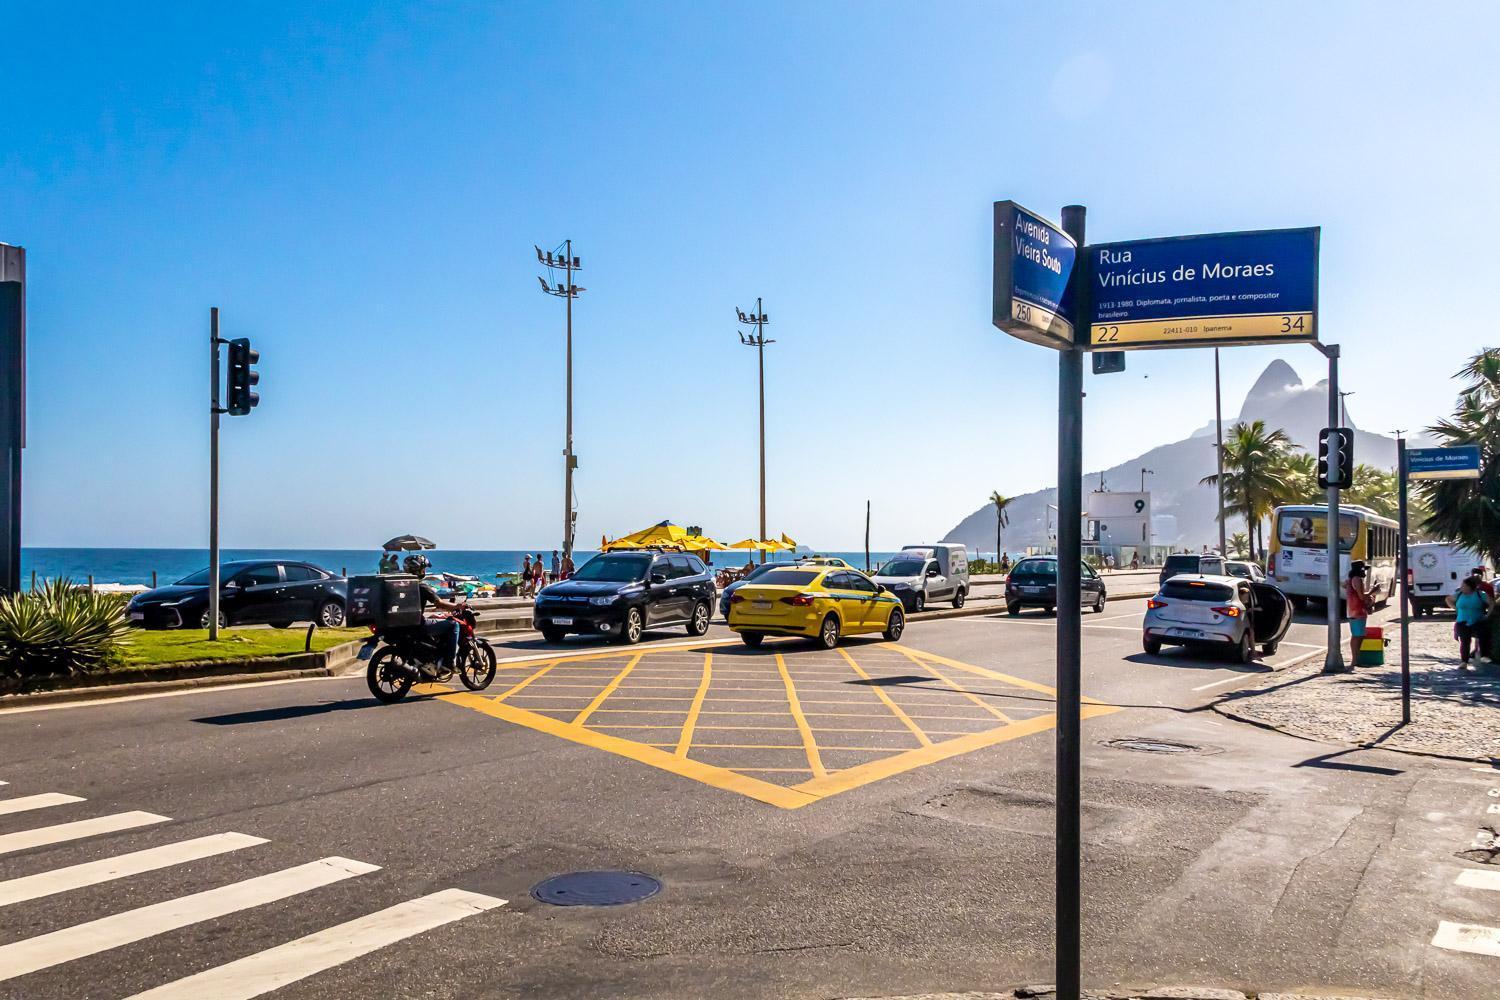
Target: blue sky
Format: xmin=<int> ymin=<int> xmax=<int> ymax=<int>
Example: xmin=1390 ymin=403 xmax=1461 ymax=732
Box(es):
xmin=5 ymin=1 xmax=1496 ymax=550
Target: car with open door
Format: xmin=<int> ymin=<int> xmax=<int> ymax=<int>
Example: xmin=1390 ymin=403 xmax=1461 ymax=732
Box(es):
xmin=1142 ymin=574 xmax=1292 ymax=663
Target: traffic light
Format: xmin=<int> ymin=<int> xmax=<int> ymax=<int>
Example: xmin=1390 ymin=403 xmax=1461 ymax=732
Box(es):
xmin=1092 ymin=351 xmax=1125 ymax=375
xmin=1317 ymin=427 xmax=1353 ymax=488
xmin=226 ymin=338 xmax=260 ymax=416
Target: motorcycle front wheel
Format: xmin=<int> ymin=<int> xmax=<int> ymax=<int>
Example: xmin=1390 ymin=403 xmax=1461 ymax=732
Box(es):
xmin=460 ymin=638 xmax=497 ymax=691
xmin=367 ymin=648 xmax=414 ymax=704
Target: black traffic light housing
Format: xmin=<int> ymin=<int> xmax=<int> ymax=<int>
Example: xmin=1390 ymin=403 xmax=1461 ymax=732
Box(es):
xmin=226 ymin=337 xmax=260 ymax=416
xmin=1317 ymin=427 xmax=1353 ymax=488
xmin=1092 ymin=351 xmax=1125 ymax=375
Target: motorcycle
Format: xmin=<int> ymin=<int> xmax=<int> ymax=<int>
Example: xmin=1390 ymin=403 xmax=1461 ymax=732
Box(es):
xmin=363 ymin=604 xmax=496 ymax=703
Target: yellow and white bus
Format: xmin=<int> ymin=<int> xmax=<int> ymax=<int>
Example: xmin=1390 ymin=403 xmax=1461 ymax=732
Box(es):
xmin=1267 ymin=504 xmax=1399 ymax=608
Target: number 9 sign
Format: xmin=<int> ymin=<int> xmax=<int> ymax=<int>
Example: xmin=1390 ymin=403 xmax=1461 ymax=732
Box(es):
xmin=1134 ymin=499 xmax=1146 ymax=514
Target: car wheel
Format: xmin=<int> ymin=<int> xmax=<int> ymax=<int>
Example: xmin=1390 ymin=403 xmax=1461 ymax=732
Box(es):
xmin=1262 ymin=640 xmax=1279 ymax=656
xmin=817 ymin=614 xmax=840 ymax=650
xmin=883 ymin=607 xmax=906 ymax=641
xmin=1144 ymin=637 xmax=1162 ymax=656
xmin=1043 ymin=605 xmax=1055 ymax=615
xmin=952 ymin=588 xmax=966 ymax=609
xmin=620 ymin=607 xmax=644 ymax=645
xmin=198 ymin=608 xmax=228 ymax=630
xmin=914 ymin=592 xmax=926 ymax=613
xmin=540 ymin=626 xmax=566 ymax=644
xmin=1234 ymin=630 xmax=1254 ymax=664
xmin=686 ymin=601 xmax=711 ymax=637
xmin=317 ymin=600 xmax=346 ymax=628
xmin=1008 ymin=603 xmax=1021 ymax=615
xmin=740 ymin=631 xmax=764 ymax=648
xmin=269 ymin=621 xmax=293 ymax=629
xmin=1092 ymin=591 xmax=1106 ymax=613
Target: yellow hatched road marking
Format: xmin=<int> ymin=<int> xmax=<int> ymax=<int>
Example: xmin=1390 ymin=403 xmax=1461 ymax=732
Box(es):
xmin=776 ymin=653 xmax=826 ymax=778
xmin=835 ymin=647 xmax=933 ymax=746
xmin=571 ymin=652 xmax=645 ymax=725
xmin=675 ymin=653 xmax=714 ymax=757
xmin=894 ymin=647 xmax=1013 ymax=723
xmin=493 ymin=662 xmax=558 ymax=701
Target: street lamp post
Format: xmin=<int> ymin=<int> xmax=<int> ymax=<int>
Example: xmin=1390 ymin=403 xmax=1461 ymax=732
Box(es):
xmin=1339 ymin=390 xmax=1355 ymax=428
xmin=1214 ymin=348 xmax=1227 ymax=557
xmin=1140 ymin=468 xmax=1154 ymax=561
xmin=536 ymin=242 xmax=585 ymax=563
xmin=736 ymin=299 xmax=773 ymax=561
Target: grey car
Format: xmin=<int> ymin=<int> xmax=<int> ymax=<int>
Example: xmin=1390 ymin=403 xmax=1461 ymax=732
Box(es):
xmin=1142 ymin=574 xmax=1292 ymax=663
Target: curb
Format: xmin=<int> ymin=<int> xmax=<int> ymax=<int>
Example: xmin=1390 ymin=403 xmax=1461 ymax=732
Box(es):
xmin=907 ymin=588 xmax=1158 ymax=624
xmin=1210 ymin=698 xmax=1497 ymax=766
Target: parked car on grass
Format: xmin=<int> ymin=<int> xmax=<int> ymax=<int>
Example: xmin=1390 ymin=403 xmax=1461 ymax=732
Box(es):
xmin=727 ymin=566 xmax=904 ymax=649
xmin=126 ymin=560 xmax=347 ymax=630
xmin=534 ymin=551 xmax=715 ymax=644
xmin=1142 ymin=574 xmax=1292 ymax=663
xmin=1005 ymin=556 xmax=1106 ymax=615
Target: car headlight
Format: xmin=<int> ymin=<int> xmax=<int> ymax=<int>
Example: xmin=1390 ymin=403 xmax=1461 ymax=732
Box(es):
xmin=589 ymin=596 xmax=617 ymax=606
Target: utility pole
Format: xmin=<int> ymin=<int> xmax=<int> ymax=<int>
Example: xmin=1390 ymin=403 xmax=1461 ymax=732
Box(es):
xmin=1396 ymin=432 xmax=1411 ymax=722
xmin=0 ymin=245 xmax=24 ymax=597
xmin=1214 ymin=348 xmax=1227 ymax=556
xmin=1141 ymin=468 xmax=1154 ymax=562
xmin=737 ymin=299 xmax=773 ymax=561
xmin=864 ymin=500 xmax=871 ymax=573
xmin=209 ymin=308 xmax=223 ymax=640
xmin=537 ymin=242 xmax=584 ymax=563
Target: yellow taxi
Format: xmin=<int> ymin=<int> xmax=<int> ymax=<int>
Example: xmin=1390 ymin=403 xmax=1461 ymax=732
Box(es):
xmin=727 ymin=565 xmax=905 ymax=649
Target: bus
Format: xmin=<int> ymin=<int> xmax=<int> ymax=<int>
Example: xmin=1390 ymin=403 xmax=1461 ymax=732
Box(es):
xmin=1267 ymin=504 xmax=1399 ymax=609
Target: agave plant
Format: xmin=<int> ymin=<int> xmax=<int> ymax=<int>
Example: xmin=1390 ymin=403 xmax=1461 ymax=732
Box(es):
xmin=0 ymin=579 xmax=133 ymax=684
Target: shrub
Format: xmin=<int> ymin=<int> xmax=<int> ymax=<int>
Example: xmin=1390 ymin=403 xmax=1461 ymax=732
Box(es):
xmin=0 ymin=580 xmax=132 ymax=685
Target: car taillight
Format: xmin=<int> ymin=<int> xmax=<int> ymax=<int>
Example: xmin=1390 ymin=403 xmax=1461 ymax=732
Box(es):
xmin=1267 ymin=554 xmax=1276 ymax=575
xmin=1211 ymin=605 xmax=1241 ymax=617
xmin=729 ymin=593 xmax=746 ymax=604
xmin=780 ymin=593 xmax=815 ymax=606
xmin=1147 ymin=598 xmax=1167 ymax=610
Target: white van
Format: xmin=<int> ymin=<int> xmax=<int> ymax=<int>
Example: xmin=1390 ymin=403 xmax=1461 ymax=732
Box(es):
xmin=1409 ymin=542 xmax=1490 ymax=616
xmin=873 ymin=544 xmax=971 ymax=611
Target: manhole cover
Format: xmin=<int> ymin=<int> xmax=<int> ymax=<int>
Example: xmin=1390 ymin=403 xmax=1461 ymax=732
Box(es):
xmin=1104 ymin=737 xmax=1203 ymax=754
xmin=530 ymin=870 xmax=662 ymax=906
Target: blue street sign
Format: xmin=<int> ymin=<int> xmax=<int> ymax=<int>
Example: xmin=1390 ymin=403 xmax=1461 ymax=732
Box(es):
xmin=1407 ymin=445 xmax=1481 ymax=480
xmin=1087 ymin=227 xmax=1319 ymax=350
xmin=993 ymin=201 xmax=1077 ymax=349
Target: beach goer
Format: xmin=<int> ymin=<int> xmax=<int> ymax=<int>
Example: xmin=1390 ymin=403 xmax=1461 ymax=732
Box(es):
xmin=1451 ymin=576 xmax=1492 ymax=668
xmin=551 ymin=550 xmax=561 ymax=580
xmin=532 ymin=555 xmax=546 ymax=591
xmin=1344 ymin=562 xmax=1377 ymax=666
xmin=560 ymin=553 xmax=575 ymax=580
xmin=378 ymin=551 xmax=399 ymax=575
xmin=999 ymin=554 xmax=1010 ymax=574
xmin=1130 ymin=553 xmax=1140 ymax=571
xmin=520 ymin=555 xmax=533 ymax=596
xmin=1472 ymin=566 xmax=1495 ymax=601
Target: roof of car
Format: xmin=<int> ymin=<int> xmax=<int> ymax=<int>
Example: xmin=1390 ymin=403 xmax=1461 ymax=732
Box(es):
xmin=1161 ymin=573 xmax=1245 ymax=587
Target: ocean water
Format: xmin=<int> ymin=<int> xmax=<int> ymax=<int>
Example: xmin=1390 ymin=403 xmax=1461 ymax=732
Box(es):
xmin=19 ymin=548 xmax=927 ymax=590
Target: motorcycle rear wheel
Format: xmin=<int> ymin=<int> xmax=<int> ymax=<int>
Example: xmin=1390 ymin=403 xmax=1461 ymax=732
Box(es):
xmin=367 ymin=648 xmax=414 ymax=704
xmin=460 ymin=639 xmax=497 ymax=691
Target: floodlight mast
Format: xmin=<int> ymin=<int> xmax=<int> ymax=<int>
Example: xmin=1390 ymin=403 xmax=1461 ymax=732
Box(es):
xmin=537 ymin=240 xmax=584 ymax=562
xmin=736 ymin=298 xmax=773 ymax=561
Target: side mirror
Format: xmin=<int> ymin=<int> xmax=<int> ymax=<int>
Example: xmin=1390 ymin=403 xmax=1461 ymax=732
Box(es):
xmin=927 ymin=567 xmax=940 ymax=577
xmin=223 ymin=580 xmax=239 ymax=590
xmin=651 ymin=573 xmax=667 ymax=585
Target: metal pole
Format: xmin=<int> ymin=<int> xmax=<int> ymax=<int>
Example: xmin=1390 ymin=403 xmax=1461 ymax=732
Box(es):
xmin=757 ymin=296 xmax=766 ymax=564
xmin=865 ymin=500 xmax=871 ymax=573
xmin=209 ymin=307 xmax=221 ymax=640
xmin=1214 ymin=349 xmax=1227 ymax=556
xmin=1056 ymin=203 xmax=1086 ymax=1000
xmin=1321 ymin=343 xmax=1346 ymax=673
xmin=1398 ymin=436 xmax=1411 ymax=721
xmin=564 ymin=239 xmax=575 ymax=564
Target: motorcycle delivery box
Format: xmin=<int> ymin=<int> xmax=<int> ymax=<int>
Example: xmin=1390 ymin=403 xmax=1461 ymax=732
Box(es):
xmin=346 ymin=574 xmax=424 ymax=628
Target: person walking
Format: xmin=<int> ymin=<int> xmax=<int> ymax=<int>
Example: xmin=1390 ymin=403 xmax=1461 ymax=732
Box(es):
xmin=560 ymin=553 xmax=575 ymax=580
xmin=520 ymin=555 xmax=533 ymax=596
xmin=532 ymin=555 xmax=546 ymax=592
xmin=551 ymin=550 xmax=561 ymax=582
xmin=1345 ymin=562 xmax=1377 ymax=667
xmin=1452 ymin=575 xmax=1492 ymax=669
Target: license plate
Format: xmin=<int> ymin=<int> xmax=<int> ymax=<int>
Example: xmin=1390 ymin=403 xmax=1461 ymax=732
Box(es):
xmin=753 ymin=600 xmax=773 ymax=610
xmin=129 ymin=612 xmax=145 ymax=621
xmin=1023 ymin=586 xmax=1042 ymax=594
xmin=553 ymin=617 xmax=573 ymax=625
xmin=1418 ymin=584 xmax=1440 ymax=591
xmin=1168 ymin=627 xmax=1206 ymax=639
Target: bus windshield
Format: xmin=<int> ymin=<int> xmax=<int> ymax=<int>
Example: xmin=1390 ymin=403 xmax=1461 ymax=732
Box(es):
xmin=1276 ymin=511 xmax=1358 ymax=551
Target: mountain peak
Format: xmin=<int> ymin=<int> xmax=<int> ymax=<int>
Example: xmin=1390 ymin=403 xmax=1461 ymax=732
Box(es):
xmin=1238 ymin=359 xmax=1304 ymax=421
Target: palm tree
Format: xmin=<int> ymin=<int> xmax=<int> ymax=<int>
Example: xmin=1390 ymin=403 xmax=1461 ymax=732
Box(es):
xmin=1228 ymin=531 xmax=1251 ymax=559
xmin=1419 ymin=348 xmax=1500 ymax=566
xmin=1275 ymin=451 xmax=1321 ymax=505
xmin=1201 ymin=420 xmax=1297 ymax=557
xmin=1343 ymin=464 xmax=1399 ymax=519
xmin=988 ymin=491 xmax=1013 ymax=565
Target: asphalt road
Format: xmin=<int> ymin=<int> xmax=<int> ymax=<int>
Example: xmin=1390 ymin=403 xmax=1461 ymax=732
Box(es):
xmin=2 ymin=602 xmax=1496 ymax=999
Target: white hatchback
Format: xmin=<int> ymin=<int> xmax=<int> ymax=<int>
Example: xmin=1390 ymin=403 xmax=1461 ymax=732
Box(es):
xmin=1142 ymin=574 xmax=1292 ymax=663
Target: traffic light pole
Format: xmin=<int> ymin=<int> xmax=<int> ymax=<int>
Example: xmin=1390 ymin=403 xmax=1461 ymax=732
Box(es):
xmin=1316 ymin=342 xmax=1346 ymax=673
xmin=208 ymin=307 xmax=222 ymax=641
xmin=1397 ymin=436 xmax=1412 ymax=722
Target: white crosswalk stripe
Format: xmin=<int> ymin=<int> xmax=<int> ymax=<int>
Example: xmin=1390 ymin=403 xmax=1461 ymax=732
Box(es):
xmin=0 ymin=792 xmax=85 ymax=815
xmin=0 ymin=856 xmax=379 ymax=982
xmin=0 ymin=832 xmax=268 ymax=908
xmin=1433 ymin=919 xmax=1500 ymax=958
xmin=0 ymin=810 xmax=169 ymax=855
xmin=1456 ymin=868 xmax=1500 ymax=893
xmin=128 ymin=888 xmax=508 ymax=999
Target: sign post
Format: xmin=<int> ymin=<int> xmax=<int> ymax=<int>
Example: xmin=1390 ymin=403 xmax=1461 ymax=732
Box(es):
xmin=0 ymin=244 xmax=24 ymax=597
xmin=1400 ymin=443 xmax=1482 ymax=719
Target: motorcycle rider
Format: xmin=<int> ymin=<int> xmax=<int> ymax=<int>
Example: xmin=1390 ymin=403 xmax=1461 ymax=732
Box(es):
xmin=404 ymin=555 xmax=461 ymax=675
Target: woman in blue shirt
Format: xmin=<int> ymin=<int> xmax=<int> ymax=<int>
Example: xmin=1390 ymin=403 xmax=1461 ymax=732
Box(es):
xmin=1453 ymin=576 xmax=1492 ymax=667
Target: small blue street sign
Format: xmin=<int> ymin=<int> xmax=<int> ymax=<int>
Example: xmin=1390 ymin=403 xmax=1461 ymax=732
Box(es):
xmin=1086 ymin=227 xmax=1319 ymax=350
xmin=1407 ymin=445 xmax=1482 ymax=480
xmin=993 ymin=201 xmax=1077 ymax=349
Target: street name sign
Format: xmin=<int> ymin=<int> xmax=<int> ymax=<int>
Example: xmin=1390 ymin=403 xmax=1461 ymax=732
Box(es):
xmin=1407 ymin=445 xmax=1482 ymax=480
xmin=993 ymin=201 xmax=1077 ymax=349
xmin=1087 ymin=227 xmax=1319 ymax=350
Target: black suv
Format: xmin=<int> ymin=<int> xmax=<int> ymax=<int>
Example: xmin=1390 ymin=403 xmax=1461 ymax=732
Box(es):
xmin=534 ymin=551 xmax=716 ymax=644
xmin=126 ymin=560 xmax=348 ymax=630
xmin=1159 ymin=553 xmax=1225 ymax=588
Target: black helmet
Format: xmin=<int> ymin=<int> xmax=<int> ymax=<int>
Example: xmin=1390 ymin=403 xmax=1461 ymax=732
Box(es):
xmin=403 ymin=554 xmax=430 ymax=577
